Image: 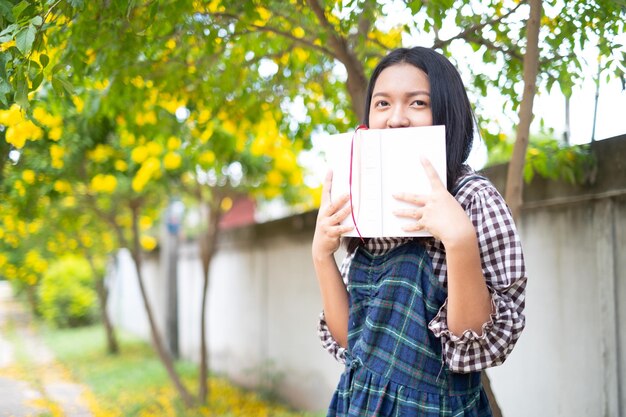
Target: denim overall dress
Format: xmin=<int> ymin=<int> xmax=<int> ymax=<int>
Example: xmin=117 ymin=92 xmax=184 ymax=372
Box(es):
xmin=327 ymin=241 xmax=492 ymax=416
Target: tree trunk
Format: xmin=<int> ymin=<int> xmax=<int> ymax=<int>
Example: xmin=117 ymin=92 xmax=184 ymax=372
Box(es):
xmin=197 ymin=197 xmax=222 ymax=403
xmin=129 ymin=202 xmax=195 ymax=407
xmin=504 ymin=0 xmax=543 ymax=221
xmin=85 ymin=252 xmax=119 ymax=354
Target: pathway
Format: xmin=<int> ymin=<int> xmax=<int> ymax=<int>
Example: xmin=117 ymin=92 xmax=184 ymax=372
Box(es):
xmin=0 ymin=280 xmax=94 ymax=417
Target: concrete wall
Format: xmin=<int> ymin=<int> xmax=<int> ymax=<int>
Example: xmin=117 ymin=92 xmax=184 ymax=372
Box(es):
xmin=107 ymin=135 xmax=626 ymax=415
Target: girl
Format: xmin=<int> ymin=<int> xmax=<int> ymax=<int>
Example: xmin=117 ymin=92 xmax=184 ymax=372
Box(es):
xmin=312 ymin=47 xmax=526 ymax=416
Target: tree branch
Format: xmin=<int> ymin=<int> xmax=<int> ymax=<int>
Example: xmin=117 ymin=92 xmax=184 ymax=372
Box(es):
xmin=432 ymin=2 xmax=526 ymax=50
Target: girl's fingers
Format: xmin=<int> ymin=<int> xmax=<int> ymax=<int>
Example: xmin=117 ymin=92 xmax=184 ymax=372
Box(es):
xmin=393 ymin=208 xmax=422 ymax=219
xmin=323 ymin=193 xmax=350 ymax=217
xmin=421 ymin=157 xmax=445 ymax=191
xmin=393 ymin=192 xmax=427 ymax=206
xmin=320 ymin=170 xmax=333 ymax=206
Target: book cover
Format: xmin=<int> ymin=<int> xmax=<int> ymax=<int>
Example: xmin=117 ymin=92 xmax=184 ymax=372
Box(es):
xmin=321 ymin=125 xmax=447 ymax=237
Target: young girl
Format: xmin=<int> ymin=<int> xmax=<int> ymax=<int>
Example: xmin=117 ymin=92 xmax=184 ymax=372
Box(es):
xmin=312 ymin=47 xmax=526 ymax=416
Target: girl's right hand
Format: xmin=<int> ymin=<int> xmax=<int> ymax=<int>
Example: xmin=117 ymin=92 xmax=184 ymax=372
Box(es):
xmin=312 ymin=170 xmax=354 ymax=260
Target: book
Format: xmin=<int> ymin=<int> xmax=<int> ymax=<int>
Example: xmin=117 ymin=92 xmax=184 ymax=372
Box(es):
xmin=321 ymin=125 xmax=447 ymax=238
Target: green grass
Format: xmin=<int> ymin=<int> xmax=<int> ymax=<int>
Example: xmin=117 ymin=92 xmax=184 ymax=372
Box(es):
xmin=40 ymin=324 xmax=324 ymax=417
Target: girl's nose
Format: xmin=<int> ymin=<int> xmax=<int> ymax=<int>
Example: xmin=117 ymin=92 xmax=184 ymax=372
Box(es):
xmin=386 ymin=108 xmax=410 ymax=128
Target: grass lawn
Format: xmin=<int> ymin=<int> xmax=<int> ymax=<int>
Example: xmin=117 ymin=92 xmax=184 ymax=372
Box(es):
xmin=40 ymin=324 xmax=323 ymax=417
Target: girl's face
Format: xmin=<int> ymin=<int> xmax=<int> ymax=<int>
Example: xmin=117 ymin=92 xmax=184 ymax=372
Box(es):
xmin=368 ymin=63 xmax=433 ymax=129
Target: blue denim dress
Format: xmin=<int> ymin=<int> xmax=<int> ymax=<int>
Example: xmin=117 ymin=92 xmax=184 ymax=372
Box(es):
xmin=327 ymin=242 xmax=492 ymax=416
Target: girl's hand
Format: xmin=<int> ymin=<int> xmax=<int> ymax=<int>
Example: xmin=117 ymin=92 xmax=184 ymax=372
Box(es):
xmin=393 ymin=158 xmax=476 ymax=248
xmin=312 ymin=170 xmax=354 ymax=259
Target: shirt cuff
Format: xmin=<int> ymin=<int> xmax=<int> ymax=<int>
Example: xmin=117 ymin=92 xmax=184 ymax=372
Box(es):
xmin=428 ymin=289 xmax=499 ymax=344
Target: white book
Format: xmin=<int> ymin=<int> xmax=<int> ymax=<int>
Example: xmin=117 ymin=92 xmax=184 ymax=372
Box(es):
xmin=321 ymin=125 xmax=447 ymax=238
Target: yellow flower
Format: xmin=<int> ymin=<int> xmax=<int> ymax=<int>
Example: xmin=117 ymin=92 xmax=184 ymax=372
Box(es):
xmin=72 ymin=96 xmax=84 ymax=113
xmin=14 ymin=180 xmax=26 ymax=197
xmin=0 ymin=104 xmax=23 ymax=126
xmin=90 ymin=174 xmax=118 ymax=193
xmin=139 ymin=216 xmax=153 ymax=231
xmin=22 ymin=170 xmax=36 ymax=184
xmin=221 ymin=197 xmax=233 ymax=212
xmin=48 ymin=126 xmax=62 ymax=141
xmin=88 ymin=144 xmax=114 ymax=163
xmin=198 ymin=150 xmax=215 ymax=167
xmin=292 ymin=26 xmax=305 ymax=38
xmin=146 ymin=141 xmax=163 ymax=156
xmin=114 ymin=160 xmax=128 ymax=171
xmin=163 ymin=152 xmax=182 ymax=170
xmin=167 ymin=136 xmax=181 ymax=150
xmin=140 ymin=235 xmax=158 ymax=251
xmin=0 ymin=40 xmax=16 ymax=52
xmin=50 ymin=145 xmax=65 ymax=168
xmin=266 ymin=170 xmax=283 ymax=187
xmin=5 ymin=120 xmax=44 ymax=149
xmin=165 ymin=39 xmax=176 ymax=50
xmin=54 ymin=180 xmax=71 ymax=193
xmin=131 ymin=145 xmax=149 ymax=164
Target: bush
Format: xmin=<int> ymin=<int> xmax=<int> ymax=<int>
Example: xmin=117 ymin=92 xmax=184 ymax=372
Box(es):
xmin=38 ymin=255 xmax=97 ymax=327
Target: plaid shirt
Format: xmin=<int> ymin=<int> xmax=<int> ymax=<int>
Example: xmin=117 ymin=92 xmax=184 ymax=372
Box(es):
xmin=317 ymin=173 xmax=527 ymax=373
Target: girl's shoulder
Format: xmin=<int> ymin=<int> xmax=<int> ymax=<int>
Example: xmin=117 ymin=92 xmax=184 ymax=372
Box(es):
xmin=452 ymin=169 xmax=506 ymax=208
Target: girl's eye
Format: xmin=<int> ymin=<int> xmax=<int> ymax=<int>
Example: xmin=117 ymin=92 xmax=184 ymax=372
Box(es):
xmin=411 ymin=99 xmax=428 ymax=107
xmin=374 ymin=100 xmax=390 ymax=108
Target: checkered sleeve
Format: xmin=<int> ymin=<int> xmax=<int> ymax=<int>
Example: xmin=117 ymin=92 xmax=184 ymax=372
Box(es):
xmin=316 ymin=251 xmax=356 ymax=364
xmin=428 ymin=177 xmax=527 ymax=373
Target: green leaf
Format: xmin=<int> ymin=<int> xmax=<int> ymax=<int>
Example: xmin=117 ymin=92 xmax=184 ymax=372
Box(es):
xmin=0 ymin=78 xmax=10 ymax=106
xmin=0 ymin=0 xmax=13 ymax=21
xmin=30 ymin=15 xmax=43 ymax=26
xmin=15 ymin=71 xmax=29 ymax=108
xmin=15 ymin=24 xmax=36 ymax=55
xmin=31 ymin=71 xmax=44 ymax=90
xmin=39 ymin=53 xmax=49 ymax=68
xmin=0 ymin=23 xmax=18 ymax=37
xmin=12 ymin=0 xmax=29 ymax=20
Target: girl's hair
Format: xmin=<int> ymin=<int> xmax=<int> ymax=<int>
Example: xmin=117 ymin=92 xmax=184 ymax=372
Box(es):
xmin=363 ymin=46 xmax=475 ymax=191
xmin=346 ymin=47 xmax=476 ymax=254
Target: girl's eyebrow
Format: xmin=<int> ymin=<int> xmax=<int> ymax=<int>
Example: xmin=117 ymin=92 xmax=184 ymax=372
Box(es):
xmin=372 ymin=90 xmax=430 ymax=98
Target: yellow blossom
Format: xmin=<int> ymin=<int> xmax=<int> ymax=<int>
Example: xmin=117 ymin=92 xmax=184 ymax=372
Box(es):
xmin=50 ymin=144 xmax=65 ymax=168
xmin=131 ymin=146 xmax=149 ymax=164
xmin=0 ymin=40 xmax=16 ymax=52
xmin=6 ymin=120 xmax=44 ymax=149
xmin=266 ymin=170 xmax=283 ymax=187
xmin=0 ymin=104 xmax=23 ymax=126
xmin=14 ymin=180 xmax=26 ymax=197
xmin=198 ymin=150 xmax=216 ymax=167
xmin=165 ymin=38 xmax=176 ymax=50
xmin=48 ymin=127 xmax=62 ymax=141
xmin=85 ymin=48 xmax=96 ymax=65
xmin=54 ymin=180 xmax=72 ymax=193
xmin=146 ymin=141 xmax=163 ymax=156
xmin=167 ymin=136 xmax=181 ymax=150
xmin=88 ymin=144 xmax=114 ymax=163
xmin=221 ymin=197 xmax=233 ymax=212
xmin=22 ymin=170 xmax=36 ymax=184
xmin=62 ymin=196 xmax=76 ymax=207
xmin=163 ymin=152 xmax=182 ymax=170
xmin=90 ymin=174 xmax=118 ymax=193
xmin=292 ymin=27 xmax=305 ymax=38
xmin=115 ymin=160 xmax=128 ymax=171
xmin=72 ymin=96 xmax=84 ymax=113
xmin=140 ymin=235 xmax=158 ymax=251
xmin=139 ymin=216 xmax=153 ymax=231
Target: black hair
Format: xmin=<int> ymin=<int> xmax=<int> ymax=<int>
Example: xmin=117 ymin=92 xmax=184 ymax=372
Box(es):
xmin=363 ymin=46 xmax=475 ymax=191
xmin=346 ymin=47 xmax=476 ymax=254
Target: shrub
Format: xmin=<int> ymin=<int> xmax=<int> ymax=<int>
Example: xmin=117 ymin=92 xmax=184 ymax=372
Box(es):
xmin=38 ymin=255 xmax=97 ymax=327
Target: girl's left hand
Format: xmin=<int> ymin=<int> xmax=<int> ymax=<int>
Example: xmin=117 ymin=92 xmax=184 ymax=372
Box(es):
xmin=393 ymin=158 xmax=476 ymax=248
